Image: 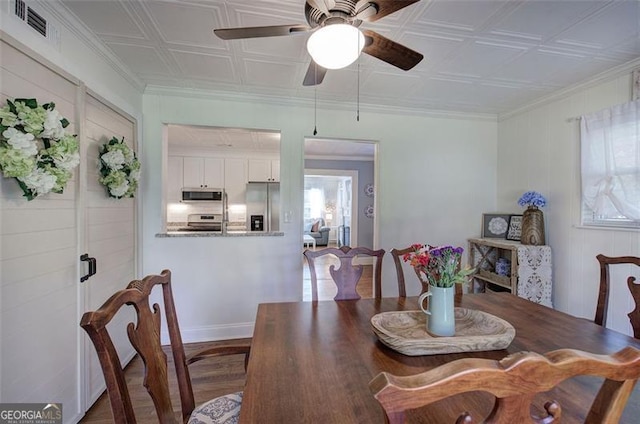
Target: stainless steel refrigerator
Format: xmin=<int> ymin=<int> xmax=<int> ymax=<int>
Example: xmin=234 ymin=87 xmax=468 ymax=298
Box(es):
xmin=246 ymin=182 xmax=280 ymax=231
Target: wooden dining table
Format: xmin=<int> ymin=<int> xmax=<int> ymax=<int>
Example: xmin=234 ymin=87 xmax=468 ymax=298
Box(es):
xmin=238 ymin=292 xmax=640 ymax=423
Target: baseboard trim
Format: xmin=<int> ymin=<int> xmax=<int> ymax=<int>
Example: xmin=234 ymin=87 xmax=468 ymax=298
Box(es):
xmin=354 ymin=256 xmax=374 ymax=265
xmin=163 ymin=322 xmax=255 ymax=344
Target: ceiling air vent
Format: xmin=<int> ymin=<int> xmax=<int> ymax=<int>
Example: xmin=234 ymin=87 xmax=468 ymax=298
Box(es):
xmin=12 ymin=0 xmax=52 ymax=40
xmin=27 ymin=7 xmax=47 ymax=38
xmin=9 ymin=0 xmax=60 ymax=49
xmin=14 ymin=0 xmax=25 ymax=20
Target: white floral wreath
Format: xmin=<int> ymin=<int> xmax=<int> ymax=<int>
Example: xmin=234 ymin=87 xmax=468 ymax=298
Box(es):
xmin=99 ymin=137 xmax=140 ymax=198
xmin=0 ymin=98 xmax=80 ymax=200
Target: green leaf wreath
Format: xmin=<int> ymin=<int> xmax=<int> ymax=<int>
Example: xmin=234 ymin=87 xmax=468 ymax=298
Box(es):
xmin=99 ymin=137 xmax=140 ymax=198
xmin=0 ymin=98 xmax=80 ymax=200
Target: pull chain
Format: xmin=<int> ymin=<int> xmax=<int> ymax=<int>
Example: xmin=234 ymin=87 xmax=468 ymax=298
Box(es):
xmin=313 ymin=63 xmax=318 ymax=135
xmin=357 ymin=59 xmax=360 ymax=122
xmin=357 ymin=33 xmax=361 ymax=122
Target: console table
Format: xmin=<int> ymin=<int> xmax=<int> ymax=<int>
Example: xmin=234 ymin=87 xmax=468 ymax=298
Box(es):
xmin=468 ymin=238 xmax=552 ymax=307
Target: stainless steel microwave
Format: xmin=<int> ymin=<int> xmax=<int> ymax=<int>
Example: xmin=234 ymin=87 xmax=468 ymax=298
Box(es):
xmin=181 ymin=188 xmax=224 ymax=202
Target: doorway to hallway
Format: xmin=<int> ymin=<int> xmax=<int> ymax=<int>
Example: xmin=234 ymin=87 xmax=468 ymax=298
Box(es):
xmin=303 ymin=171 xmax=357 ymax=248
xmin=302 ymin=137 xmax=378 ymax=301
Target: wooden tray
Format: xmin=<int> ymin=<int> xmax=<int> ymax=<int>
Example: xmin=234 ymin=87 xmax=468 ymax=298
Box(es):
xmin=371 ymin=308 xmax=515 ymax=356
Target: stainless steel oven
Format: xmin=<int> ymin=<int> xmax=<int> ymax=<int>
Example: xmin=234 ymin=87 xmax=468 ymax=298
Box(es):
xmin=181 ymin=214 xmax=223 ymax=232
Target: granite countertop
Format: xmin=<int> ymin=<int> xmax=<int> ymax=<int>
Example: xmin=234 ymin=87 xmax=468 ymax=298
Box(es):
xmin=157 ymin=230 xmax=284 ymax=238
xmin=159 ymin=222 xmax=283 ymax=237
xmin=159 ymin=220 xmax=284 ymax=237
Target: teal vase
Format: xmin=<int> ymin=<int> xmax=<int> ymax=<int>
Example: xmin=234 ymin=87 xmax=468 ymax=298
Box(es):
xmin=418 ymin=285 xmax=455 ymax=337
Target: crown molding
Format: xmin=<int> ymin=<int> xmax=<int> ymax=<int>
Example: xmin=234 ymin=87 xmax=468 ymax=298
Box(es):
xmin=36 ymin=0 xmax=145 ymax=93
xmin=144 ymin=85 xmax=498 ymax=122
xmin=498 ymin=57 xmax=640 ymax=121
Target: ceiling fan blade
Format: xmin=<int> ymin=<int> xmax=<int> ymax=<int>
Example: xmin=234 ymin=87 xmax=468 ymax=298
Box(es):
xmin=303 ymin=61 xmax=328 ymax=86
xmin=362 ymin=30 xmax=423 ymax=71
xmin=214 ymin=24 xmax=311 ymax=40
xmin=355 ymin=0 xmax=420 ymax=22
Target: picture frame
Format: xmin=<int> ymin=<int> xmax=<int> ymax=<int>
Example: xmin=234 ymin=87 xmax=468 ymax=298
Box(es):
xmin=481 ymin=213 xmax=511 ymax=238
xmin=506 ymin=215 xmax=523 ymax=241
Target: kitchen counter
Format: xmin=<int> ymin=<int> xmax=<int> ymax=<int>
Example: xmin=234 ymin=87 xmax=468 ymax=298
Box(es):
xmin=160 ymin=221 xmax=284 ymax=237
xmin=157 ymin=230 xmax=284 ymax=238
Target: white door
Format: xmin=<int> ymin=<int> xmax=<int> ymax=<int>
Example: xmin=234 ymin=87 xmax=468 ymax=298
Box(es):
xmin=81 ymin=93 xmax=137 ymax=409
xmin=0 ymin=38 xmax=81 ymax=418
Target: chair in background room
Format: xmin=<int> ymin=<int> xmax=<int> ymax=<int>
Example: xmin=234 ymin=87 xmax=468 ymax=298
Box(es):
xmin=304 ymin=246 xmax=385 ymax=301
xmin=370 ymin=346 xmax=640 ymax=424
xmin=595 ymin=254 xmax=640 ymax=338
xmin=391 ymin=246 xmax=463 ymax=297
xmin=80 ymin=269 xmax=251 ymax=423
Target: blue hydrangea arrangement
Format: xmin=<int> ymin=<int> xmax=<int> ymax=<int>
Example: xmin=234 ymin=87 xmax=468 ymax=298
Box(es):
xmin=518 ymin=191 xmax=546 ymax=208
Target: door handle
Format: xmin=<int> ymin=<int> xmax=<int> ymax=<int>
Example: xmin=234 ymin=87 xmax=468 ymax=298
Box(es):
xmin=80 ymin=254 xmax=97 ymax=283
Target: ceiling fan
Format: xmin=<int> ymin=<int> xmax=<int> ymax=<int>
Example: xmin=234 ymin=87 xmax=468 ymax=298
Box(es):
xmin=213 ymin=0 xmax=424 ymax=86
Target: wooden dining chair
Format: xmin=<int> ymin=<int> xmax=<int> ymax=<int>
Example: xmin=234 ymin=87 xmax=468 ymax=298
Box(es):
xmin=303 ymin=246 xmax=385 ymax=301
xmin=391 ymin=246 xmax=463 ymax=297
xmin=594 ymin=254 xmax=640 ymax=338
xmin=371 ymin=346 xmax=640 ymax=424
xmin=80 ymin=269 xmax=251 ymax=423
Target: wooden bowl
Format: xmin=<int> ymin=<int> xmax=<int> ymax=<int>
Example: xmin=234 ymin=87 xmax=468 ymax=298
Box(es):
xmin=371 ymin=308 xmax=515 ymax=356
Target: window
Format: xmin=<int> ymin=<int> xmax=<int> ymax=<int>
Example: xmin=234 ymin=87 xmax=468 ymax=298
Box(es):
xmin=304 ymin=188 xmax=325 ymax=220
xmin=303 ymin=175 xmax=353 ymax=229
xmin=581 ymin=99 xmax=640 ymax=228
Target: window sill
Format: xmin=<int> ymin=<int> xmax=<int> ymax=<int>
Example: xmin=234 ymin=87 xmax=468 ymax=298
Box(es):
xmin=574 ymin=224 xmax=640 ymax=233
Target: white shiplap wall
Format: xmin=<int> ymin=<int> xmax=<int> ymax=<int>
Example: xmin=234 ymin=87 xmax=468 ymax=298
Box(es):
xmin=0 ymin=36 xmax=139 ymax=422
xmin=0 ymin=38 xmax=80 ymax=410
xmin=497 ymin=72 xmax=640 ymax=337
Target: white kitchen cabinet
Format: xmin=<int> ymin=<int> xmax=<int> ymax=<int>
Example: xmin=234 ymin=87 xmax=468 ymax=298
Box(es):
xmin=271 ymin=160 xmax=280 ymax=182
xmin=225 ymin=158 xmax=248 ymax=204
xmin=183 ymin=157 xmax=224 ymax=188
xmin=167 ymin=155 xmax=184 ymax=203
xmin=248 ymin=158 xmax=279 ymax=182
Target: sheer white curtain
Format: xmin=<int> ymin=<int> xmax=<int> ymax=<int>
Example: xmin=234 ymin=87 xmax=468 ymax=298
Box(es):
xmin=308 ymin=188 xmax=325 ymax=219
xmin=581 ymin=99 xmax=640 ymax=221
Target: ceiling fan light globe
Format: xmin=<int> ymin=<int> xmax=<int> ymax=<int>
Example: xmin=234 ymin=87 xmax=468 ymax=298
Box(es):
xmin=307 ymin=24 xmax=365 ymax=70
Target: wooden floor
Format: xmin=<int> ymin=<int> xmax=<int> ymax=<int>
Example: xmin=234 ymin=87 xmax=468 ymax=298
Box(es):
xmin=81 ymin=242 xmax=373 ymax=422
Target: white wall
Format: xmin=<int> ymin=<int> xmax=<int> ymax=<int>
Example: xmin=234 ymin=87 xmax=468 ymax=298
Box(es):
xmin=0 ymin=1 xmax=142 ymax=117
xmin=142 ymin=91 xmax=497 ymax=340
xmin=497 ymin=71 xmax=640 ymax=336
